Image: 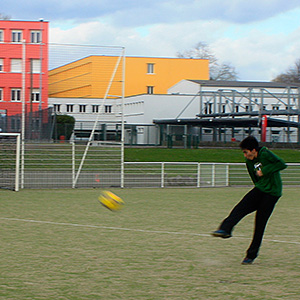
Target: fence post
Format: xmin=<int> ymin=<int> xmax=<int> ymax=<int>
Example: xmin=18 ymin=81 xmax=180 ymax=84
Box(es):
xmin=212 ymin=163 xmax=215 ymax=187
xmin=226 ymin=163 xmax=229 ymax=186
xmin=121 ymin=141 xmax=124 ymax=188
xmin=161 ymin=162 xmax=165 ymax=188
xmin=15 ymin=134 xmax=21 ymax=191
xmin=197 ymin=163 xmax=201 ymax=188
xmin=72 ymin=142 xmax=75 ymax=188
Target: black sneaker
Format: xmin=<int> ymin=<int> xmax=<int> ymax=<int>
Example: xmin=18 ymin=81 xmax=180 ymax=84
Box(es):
xmin=211 ymin=229 xmax=232 ymax=239
xmin=241 ymin=257 xmax=255 ymax=265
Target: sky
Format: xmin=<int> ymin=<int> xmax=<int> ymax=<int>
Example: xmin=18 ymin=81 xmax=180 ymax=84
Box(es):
xmin=2 ymin=0 xmax=300 ymax=81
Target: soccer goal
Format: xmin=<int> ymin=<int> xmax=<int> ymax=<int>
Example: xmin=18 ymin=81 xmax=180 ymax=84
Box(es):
xmin=0 ymin=133 xmax=21 ymax=191
xmin=49 ymin=45 xmax=127 ymax=188
xmin=72 ymin=140 xmax=123 ymax=188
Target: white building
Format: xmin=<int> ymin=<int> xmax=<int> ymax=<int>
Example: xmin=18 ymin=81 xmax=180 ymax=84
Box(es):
xmin=49 ymin=80 xmax=300 ymax=145
xmin=165 ymin=80 xmax=300 ymax=144
xmin=48 ymin=93 xmax=201 ymax=145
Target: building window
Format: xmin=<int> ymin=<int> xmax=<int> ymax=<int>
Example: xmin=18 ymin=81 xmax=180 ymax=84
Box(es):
xmin=0 ymin=58 xmax=3 ymax=72
xmin=105 ymin=105 xmax=112 ymax=113
xmin=11 ymin=118 xmax=21 ymax=130
xmin=0 ymin=30 xmax=3 ymax=42
xmin=31 ymin=118 xmax=40 ymax=131
xmin=92 ymin=105 xmax=99 ymax=113
xmin=31 ymin=89 xmax=40 ymax=102
xmin=147 ymin=63 xmax=154 ymax=74
xmin=245 ymin=105 xmax=252 ymax=112
xmin=79 ymin=104 xmax=86 ymax=113
xmin=11 ymin=59 xmax=22 ymax=73
xmin=53 ymin=104 xmax=61 ymax=113
xmin=11 ymin=30 xmax=22 ymax=43
xmin=11 ymin=89 xmax=21 ymax=101
xmin=30 ymin=30 xmax=41 ymax=43
xmin=16 ymin=119 xmax=21 ymax=130
xmin=147 ymin=86 xmax=154 ymax=94
xmin=0 ymin=88 xmax=3 ymax=101
xmin=11 ymin=118 xmax=15 ymax=130
xmin=31 ymin=59 xmax=41 ymax=73
xmin=66 ymin=104 xmax=74 ymax=113
xmin=204 ymin=102 xmax=212 ymax=114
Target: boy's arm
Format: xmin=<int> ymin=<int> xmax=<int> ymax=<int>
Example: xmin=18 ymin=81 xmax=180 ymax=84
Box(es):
xmin=246 ymin=161 xmax=259 ymax=183
xmin=261 ymin=151 xmax=287 ymax=177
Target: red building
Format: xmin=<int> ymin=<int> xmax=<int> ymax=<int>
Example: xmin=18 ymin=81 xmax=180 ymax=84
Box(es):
xmin=0 ymin=20 xmax=49 ymax=117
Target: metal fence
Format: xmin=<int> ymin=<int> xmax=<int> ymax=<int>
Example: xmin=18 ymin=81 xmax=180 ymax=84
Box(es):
xmin=12 ymin=141 xmax=300 ymax=189
xmin=21 ymin=142 xmax=122 ymax=189
xmin=0 ymin=108 xmax=54 ymax=140
xmin=123 ymin=162 xmax=300 ymax=188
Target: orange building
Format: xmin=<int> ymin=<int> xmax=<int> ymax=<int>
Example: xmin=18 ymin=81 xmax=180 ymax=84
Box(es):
xmin=48 ymin=56 xmax=209 ymax=98
xmin=0 ymin=20 xmax=49 ymax=116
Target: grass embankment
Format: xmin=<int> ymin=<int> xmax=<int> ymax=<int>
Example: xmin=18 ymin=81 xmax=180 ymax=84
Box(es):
xmin=125 ymin=147 xmax=300 ymax=163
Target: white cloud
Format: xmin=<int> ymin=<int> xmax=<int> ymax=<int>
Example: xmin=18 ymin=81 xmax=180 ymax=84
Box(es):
xmin=50 ymin=22 xmax=120 ymax=45
xmin=49 ymin=15 xmax=300 ymax=81
xmin=212 ymin=27 xmax=300 ymax=80
xmin=4 ymin=0 xmax=300 ymax=26
xmin=5 ymin=0 xmax=300 ymax=81
xmin=49 ymin=19 xmax=228 ymax=54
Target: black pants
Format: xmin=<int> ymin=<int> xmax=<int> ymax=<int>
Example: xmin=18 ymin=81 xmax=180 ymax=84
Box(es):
xmin=219 ymin=187 xmax=279 ymax=259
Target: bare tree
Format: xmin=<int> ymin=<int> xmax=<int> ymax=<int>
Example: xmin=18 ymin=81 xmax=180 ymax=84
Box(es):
xmin=0 ymin=13 xmax=11 ymax=20
xmin=273 ymin=59 xmax=300 ymax=83
xmin=177 ymin=42 xmax=217 ymax=62
xmin=211 ymin=62 xmax=239 ymax=81
xmin=177 ymin=42 xmax=238 ymax=81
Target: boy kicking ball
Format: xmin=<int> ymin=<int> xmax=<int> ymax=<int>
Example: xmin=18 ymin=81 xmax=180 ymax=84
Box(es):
xmin=212 ymin=136 xmax=287 ymax=264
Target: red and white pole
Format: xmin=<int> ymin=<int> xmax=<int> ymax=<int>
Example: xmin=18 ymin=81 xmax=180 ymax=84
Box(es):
xmin=261 ymin=115 xmax=267 ymax=142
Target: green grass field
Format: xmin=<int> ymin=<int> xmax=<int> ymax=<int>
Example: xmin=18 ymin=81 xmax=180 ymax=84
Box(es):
xmin=124 ymin=147 xmax=300 ymax=163
xmin=2 ymin=145 xmax=299 ymax=170
xmin=1 ymin=187 xmax=300 ymax=299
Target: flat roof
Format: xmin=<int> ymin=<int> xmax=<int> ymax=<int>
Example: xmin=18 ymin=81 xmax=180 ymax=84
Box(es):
xmin=153 ymin=117 xmax=300 ymax=128
xmin=187 ymin=80 xmax=300 ymax=89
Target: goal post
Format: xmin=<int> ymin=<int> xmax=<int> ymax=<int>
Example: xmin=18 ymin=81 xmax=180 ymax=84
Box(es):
xmin=0 ymin=133 xmax=21 ymax=191
xmin=61 ymin=46 xmax=126 ymax=188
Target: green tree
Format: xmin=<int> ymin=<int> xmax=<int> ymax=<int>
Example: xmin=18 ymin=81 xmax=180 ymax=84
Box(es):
xmin=53 ymin=115 xmax=75 ymax=141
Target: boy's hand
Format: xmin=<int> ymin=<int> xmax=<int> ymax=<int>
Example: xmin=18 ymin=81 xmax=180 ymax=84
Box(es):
xmin=256 ymin=170 xmax=263 ymax=177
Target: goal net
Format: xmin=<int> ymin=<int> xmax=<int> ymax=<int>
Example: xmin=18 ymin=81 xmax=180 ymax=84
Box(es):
xmin=72 ymin=141 xmax=123 ymax=188
xmin=0 ymin=133 xmax=20 ymax=191
xmin=48 ymin=44 xmax=126 ymax=188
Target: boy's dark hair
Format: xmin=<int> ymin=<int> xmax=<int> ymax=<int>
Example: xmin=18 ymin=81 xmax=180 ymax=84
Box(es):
xmin=239 ymin=136 xmax=259 ymax=151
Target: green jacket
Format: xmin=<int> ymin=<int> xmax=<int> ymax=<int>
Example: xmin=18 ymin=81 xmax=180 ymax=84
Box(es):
xmin=245 ymin=147 xmax=287 ymax=197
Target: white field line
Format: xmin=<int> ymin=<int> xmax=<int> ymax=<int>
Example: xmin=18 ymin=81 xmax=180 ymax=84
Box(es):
xmin=1 ymin=217 xmax=300 ymax=245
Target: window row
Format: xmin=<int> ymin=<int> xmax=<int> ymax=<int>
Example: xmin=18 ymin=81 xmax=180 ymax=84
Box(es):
xmin=53 ymin=104 xmax=113 ymax=114
xmin=0 ymin=88 xmax=40 ymax=102
xmin=6 ymin=118 xmax=40 ymax=131
xmin=0 ymin=58 xmax=41 ymax=73
xmin=204 ymin=102 xmax=290 ymax=114
xmin=0 ymin=29 xmax=42 ymax=43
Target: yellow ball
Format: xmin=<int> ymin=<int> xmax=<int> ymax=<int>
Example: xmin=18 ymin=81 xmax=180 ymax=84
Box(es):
xmin=98 ymin=190 xmax=124 ymax=211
